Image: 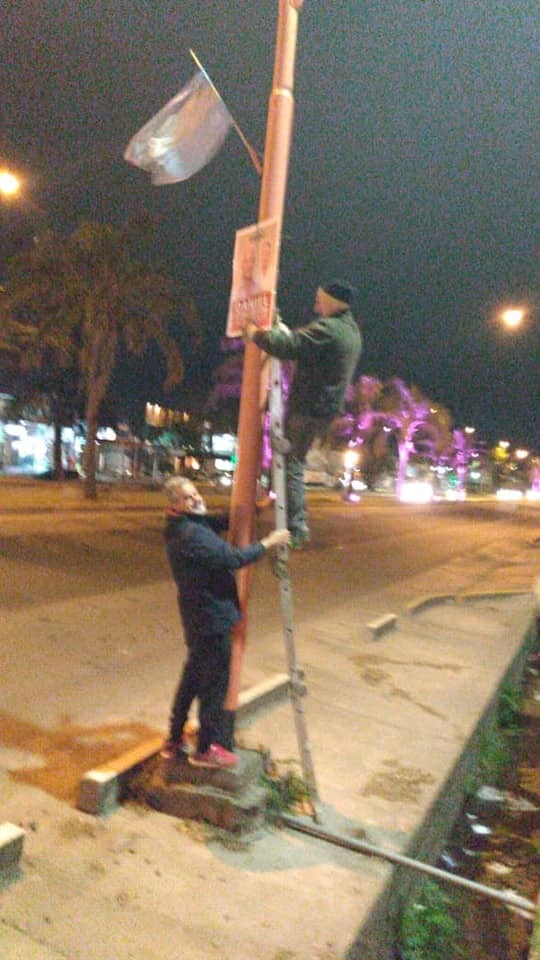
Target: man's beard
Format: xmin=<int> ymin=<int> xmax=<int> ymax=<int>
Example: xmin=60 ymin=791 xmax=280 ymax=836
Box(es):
xmin=190 ymin=502 xmax=207 ymax=515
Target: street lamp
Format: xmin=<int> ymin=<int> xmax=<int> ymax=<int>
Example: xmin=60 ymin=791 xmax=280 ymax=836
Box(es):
xmin=0 ymin=167 xmax=23 ymax=281
xmin=342 ymin=447 xmax=363 ymax=502
xmin=500 ymin=306 xmax=526 ymax=330
xmin=0 ymin=169 xmax=21 ymax=199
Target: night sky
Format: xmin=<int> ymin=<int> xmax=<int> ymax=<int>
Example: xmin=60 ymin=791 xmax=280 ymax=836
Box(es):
xmin=2 ymin=1 xmax=538 ymax=448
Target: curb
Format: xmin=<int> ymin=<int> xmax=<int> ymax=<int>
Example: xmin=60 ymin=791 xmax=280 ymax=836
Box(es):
xmin=78 ymin=735 xmax=164 ymax=815
xmin=406 ymin=594 xmax=456 ymax=615
xmin=0 ymin=822 xmax=25 ymax=885
xmin=406 ymin=589 xmax=533 ymax=616
xmin=236 ymin=672 xmax=289 ymax=727
xmin=367 ymin=613 xmax=397 ymax=638
xmin=459 ymin=589 xmax=531 ymax=602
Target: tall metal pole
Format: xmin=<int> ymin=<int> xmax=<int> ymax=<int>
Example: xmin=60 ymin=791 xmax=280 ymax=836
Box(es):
xmin=225 ymin=0 xmax=304 ymax=711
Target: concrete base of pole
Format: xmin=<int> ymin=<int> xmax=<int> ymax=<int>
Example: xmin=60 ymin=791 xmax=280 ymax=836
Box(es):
xmin=76 ymin=677 xmax=289 ymax=816
xmin=133 ymin=749 xmax=269 ymax=834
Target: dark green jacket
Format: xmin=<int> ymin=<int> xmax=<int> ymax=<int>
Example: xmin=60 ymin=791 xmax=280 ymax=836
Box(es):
xmin=253 ymin=309 xmax=362 ymax=418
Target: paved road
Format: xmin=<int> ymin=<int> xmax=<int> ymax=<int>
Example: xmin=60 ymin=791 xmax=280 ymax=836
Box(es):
xmin=1 ymin=486 xmax=538 ymax=612
xmin=1 ymin=484 xmax=538 ymax=737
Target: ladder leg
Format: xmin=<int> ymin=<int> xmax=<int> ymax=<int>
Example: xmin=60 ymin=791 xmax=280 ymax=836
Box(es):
xmin=269 ymin=357 xmax=320 ymax=808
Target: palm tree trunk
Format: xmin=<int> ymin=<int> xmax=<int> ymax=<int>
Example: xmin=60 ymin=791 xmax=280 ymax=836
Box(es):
xmin=83 ymin=388 xmax=99 ymax=499
xmin=52 ymin=416 xmax=64 ymax=481
xmin=81 ymin=311 xmax=117 ymax=499
xmin=396 ymin=439 xmax=409 ymax=498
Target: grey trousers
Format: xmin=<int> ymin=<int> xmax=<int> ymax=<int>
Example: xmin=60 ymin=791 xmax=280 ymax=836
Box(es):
xmin=285 ymin=412 xmax=333 ymax=537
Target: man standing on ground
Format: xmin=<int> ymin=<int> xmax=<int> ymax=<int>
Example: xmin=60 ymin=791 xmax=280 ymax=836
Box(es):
xmin=245 ymin=280 xmax=362 ymax=547
xmin=161 ymin=476 xmax=289 ymax=768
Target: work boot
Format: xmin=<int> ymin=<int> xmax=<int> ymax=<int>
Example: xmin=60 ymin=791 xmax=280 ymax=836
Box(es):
xmin=289 ymin=527 xmax=310 ymax=550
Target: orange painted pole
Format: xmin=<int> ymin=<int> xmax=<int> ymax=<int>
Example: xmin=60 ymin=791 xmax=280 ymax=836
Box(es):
xmin=225 ymin=0 xmax=304 ymax=711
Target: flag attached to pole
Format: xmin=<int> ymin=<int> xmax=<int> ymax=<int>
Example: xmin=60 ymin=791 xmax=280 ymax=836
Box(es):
xmin=124 ymin=67 xmax=233 ymax=185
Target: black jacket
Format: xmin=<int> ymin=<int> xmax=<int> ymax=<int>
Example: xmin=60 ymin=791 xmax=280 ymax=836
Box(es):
xmin=164 ymin=512 xmax=265 ymax=638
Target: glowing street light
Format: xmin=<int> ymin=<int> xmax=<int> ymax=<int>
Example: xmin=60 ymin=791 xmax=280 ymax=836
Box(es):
xmin=342 ymin=447 xmax=363 ymax=503
xmin=343 ymin=448 xmax=360 ymax=471
xmin=492 ymin=440 xmax=510 ymax=464
xmin=0 ymin=169 xmax=21 ymax=199
xmin=500 ymin=307 xmax=526 ymax=330
xmin=0 ymin=168 xmax=23 ymax=281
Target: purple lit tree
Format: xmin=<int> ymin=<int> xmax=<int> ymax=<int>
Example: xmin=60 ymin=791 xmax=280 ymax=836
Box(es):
xmin=448 ymin=428 xmax=475 ymax=492
xmin=372 ymin=379 xmax=452 ymax=495
xmin=334 ymin=376 xmax=453 ymax=495
xmin=204 ymin=352 xmax=245 ymax=433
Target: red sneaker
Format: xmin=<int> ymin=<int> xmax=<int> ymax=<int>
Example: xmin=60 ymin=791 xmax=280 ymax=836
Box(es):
xmin=189 ymin=744 xmax=238 ymax=768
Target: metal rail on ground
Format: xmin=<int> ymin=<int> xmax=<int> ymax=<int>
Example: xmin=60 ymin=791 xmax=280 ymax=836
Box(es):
xmin=280 ymin=812 xmax=537 ymax=919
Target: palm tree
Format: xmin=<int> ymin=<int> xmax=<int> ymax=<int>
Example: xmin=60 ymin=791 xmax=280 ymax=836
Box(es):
xmin=376 ymin=379 xmax=451 ymax=496
xmin=334 ymin=376 xmax=453 ymax=495
xmin=204 ymin=352 xmax=245 ymax=432
xmin=0 ymin=232 xmax=81 ymax=478
xmin=0 ymin=220 xmax=195 ymax=497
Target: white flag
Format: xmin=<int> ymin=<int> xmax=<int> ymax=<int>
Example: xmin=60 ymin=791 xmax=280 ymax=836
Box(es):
xmin=124 ymin=69 xmax=233 ymax=185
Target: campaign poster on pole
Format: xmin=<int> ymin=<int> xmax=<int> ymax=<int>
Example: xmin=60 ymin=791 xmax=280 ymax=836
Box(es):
xmin=226 ymin=218 xmax=278 ymax=338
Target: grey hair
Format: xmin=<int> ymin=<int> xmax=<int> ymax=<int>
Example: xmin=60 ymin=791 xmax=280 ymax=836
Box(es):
xmin=163 ymin=475 xmax=194 ymax=503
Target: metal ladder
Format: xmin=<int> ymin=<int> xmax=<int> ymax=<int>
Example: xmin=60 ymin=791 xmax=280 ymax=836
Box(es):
xmin=268 ymin=352 xmax=320 ymax=810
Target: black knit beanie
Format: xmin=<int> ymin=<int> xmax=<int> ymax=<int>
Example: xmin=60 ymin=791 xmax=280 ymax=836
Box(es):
xmin=321 ymin=280 xmax=355 ymax=306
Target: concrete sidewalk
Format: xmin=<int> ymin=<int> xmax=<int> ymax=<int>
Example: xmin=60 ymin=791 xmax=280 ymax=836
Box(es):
xmin=1 ymin=598 xmax=538 ymax=959
xmin=0 ymin=483 xmax=538 ymax=959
